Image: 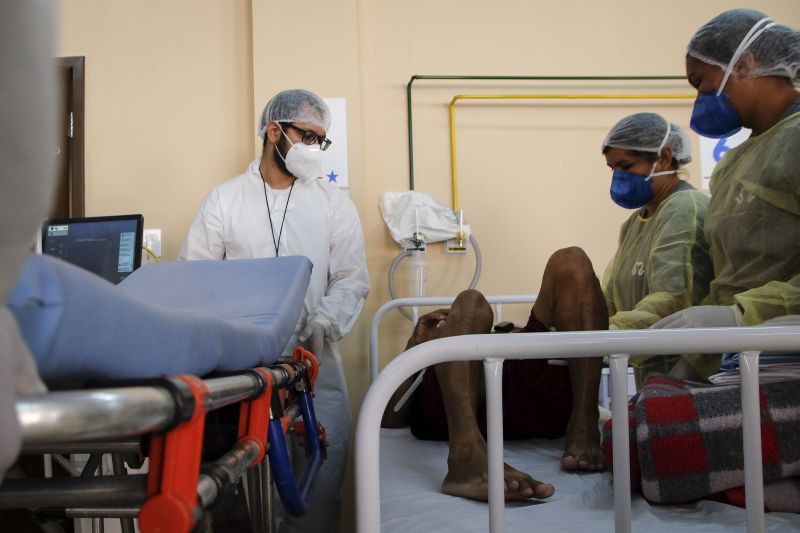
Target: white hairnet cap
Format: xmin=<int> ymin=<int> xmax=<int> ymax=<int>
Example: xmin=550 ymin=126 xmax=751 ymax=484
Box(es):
xmin=602 ymin=112 xmax=692 ymax=166
xmin=257 ymin=89 xmax=331 ymax=139
xmin=687 ymin=8 xmax=800 ymax=81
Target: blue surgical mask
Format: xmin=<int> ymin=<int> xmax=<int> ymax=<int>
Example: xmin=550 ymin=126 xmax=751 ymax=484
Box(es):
xmin=610 ymin=167 xmax=676 ymax=209
xmin=690 ymin=90 xmax=742 ymax=138
xmin=610 ymin=170 xmax=654 ymax=209
xmin=609 ymin=120 xmax=675 ymax=209
xmin=689 ymin=17 xmax=775 ymax=139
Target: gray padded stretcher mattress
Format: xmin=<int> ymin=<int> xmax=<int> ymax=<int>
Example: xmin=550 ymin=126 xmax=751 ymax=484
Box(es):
xmin=7 ymin=254 xmax=311 ymax=382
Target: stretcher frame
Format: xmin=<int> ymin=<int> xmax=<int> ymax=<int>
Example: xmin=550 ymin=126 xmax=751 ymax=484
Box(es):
xmin=0 ymin=348 xmax=325 ymax=533
xmin=358 ymin=295 xmax=800 ymax=533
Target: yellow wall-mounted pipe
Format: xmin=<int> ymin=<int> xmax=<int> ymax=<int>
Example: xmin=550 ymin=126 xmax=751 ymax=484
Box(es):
xmin=448 ymin=93 xmax=696 ymax=213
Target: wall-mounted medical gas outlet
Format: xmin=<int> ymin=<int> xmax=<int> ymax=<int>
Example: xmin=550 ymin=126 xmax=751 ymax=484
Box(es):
xmin=445 ymin=239 xmax=467 ymax=254
xmin=143 ymin=228 xmax=162 ymax=264
xmin=405 ymin=235 xmax=427 ymax=252
xmin=444 ymin=224 xmax=470 ymax=254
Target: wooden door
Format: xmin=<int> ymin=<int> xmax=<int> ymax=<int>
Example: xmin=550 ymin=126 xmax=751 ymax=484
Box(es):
xmin=51 ymin=56 xmax=85 ymax=219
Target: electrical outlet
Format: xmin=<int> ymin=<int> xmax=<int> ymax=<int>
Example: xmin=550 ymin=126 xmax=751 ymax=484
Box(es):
xmin=143 ymin=228 xmax=162 ymax=263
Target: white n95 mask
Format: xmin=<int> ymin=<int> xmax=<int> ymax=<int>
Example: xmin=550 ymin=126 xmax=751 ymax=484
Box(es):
xmin=276 ymin=125 xmax=322 ymax=182
xmin=285 ymin=143 xmax=322 ymax=182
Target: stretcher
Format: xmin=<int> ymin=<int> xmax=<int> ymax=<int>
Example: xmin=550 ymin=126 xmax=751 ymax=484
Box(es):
xmin=1 ymin=254 xmax=325 ymax=532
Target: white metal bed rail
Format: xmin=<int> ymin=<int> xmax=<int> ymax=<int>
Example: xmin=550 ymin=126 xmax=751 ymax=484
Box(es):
xmin=369 ymin=294 xmax=536 ymax=381
xmin=355 ymin=326 xmax=800 ymax=533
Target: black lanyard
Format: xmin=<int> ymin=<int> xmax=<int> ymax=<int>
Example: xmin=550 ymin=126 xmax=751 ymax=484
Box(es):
xmin=262 ymin=178 xmax=294 ymax=257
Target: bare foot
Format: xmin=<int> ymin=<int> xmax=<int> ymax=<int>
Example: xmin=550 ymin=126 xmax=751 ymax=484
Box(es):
xmin=442 ymin=446 xmax=554 ymax=501
xmin=561 ymin=417 xmax=606 ymax=471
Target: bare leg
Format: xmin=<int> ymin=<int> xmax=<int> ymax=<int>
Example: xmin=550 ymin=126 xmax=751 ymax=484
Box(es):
xmin=382 ymin=308 xmax=451 ymax=429
xmin=531 ymin=247 xmax=608 ymax=471
xmin=419 ymin=290 xmax=554 ymax=501
xmin=437 ymin=359 xmax=555 ymax=501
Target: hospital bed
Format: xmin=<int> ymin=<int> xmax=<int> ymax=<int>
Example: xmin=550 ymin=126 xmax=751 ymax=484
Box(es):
xmin=0 ymin=254 xmax=324 ymax=532
xmin=359 ymin=296 xmax=800 ymax=533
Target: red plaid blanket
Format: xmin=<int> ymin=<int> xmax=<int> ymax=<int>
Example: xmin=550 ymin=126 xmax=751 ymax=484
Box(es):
xmin=602 ymin=375 xmax=800 ymax=512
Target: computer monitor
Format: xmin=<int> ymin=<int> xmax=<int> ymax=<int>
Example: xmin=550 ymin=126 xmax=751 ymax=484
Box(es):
xmin=41 ymin=214 xmax=144 ymax=284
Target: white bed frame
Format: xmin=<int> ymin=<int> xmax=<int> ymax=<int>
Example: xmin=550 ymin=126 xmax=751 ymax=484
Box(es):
xmin=358 ymin=296 xmax=800 ymax=533
xmin=369 ymin=295 xmax=537 ymax=382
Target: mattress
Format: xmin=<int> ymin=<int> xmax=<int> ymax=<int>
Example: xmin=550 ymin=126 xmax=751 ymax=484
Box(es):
xmin=7 ymin=254 xmax=311 ymax=382
xmin=379 ymin=427 xmax=800 ymax=532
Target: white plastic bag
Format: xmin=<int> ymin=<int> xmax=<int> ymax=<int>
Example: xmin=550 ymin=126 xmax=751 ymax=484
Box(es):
xmin=379 ymin=191 xmax=467 ymax=246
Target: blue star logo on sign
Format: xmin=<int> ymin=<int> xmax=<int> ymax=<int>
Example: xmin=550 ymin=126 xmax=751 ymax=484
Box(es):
xmin=327 ymin=171 xmax=338 ymax=183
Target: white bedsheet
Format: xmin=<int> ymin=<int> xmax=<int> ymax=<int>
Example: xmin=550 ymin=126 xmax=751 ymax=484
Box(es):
xmin=379 ymin=428 xmax=800 ymax=532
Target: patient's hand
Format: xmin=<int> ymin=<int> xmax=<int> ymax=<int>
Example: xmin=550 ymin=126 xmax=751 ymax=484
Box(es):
xmin=407 ymin=309 xmax=450 ymax=348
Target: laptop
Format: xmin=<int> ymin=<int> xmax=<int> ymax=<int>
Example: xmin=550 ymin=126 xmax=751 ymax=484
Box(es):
xmin=41 ymin=214 xmax=144 ymax=284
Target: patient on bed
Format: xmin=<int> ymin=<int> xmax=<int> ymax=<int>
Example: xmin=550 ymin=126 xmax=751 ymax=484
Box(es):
xmin=383 ymin=247 xmax=608 ymax=501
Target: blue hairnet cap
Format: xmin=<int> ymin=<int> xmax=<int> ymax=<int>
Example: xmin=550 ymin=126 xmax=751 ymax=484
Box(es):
xmin=602 ymin=112 xmax=692 ymax=166
xmin=687 ymin=8 xmax=800 ymax=81
xmin=258 ymin=89 xmax=331 ymax=139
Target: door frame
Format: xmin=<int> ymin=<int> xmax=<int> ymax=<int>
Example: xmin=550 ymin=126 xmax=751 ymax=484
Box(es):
xmin=56 ymin=56 xmax=85 ymax=217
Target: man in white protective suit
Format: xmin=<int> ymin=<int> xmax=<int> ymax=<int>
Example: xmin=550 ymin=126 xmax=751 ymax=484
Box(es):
xmin=0 ymin=0 xmax=55 ymax=487
xmin=180 ymin=89 xmax=370 ymax=533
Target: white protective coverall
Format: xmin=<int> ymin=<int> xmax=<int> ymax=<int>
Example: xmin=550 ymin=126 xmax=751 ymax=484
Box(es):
xmin=180 ymin=158 xmax=369 ymax=532
xmin=0 ymin=0 xmax=55 ymax=484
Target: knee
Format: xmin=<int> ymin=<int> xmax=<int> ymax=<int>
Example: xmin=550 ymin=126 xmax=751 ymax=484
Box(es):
xmin=551 ymin=246 xmax=590 ymax=265
xmin=451 ymin=289 xmax=493 ymax=332
xmin=455 ymin=289 xmax=489 ymax=310
xmin=547 ymin=247 xmax=595 ymax=282
xmin=457 ymin=288 xmax=485 ymax=300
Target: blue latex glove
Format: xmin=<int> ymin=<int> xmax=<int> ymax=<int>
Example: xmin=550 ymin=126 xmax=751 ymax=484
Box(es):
xmin=652 ymin=305 xmax=739 ymax=329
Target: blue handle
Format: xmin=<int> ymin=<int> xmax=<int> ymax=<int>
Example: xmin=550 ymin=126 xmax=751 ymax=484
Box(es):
xmin=267 ymin=391 xmax=323 ymax=516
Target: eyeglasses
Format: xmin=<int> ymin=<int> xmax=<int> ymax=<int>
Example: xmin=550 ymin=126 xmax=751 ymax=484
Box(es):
xmin=285 ymin=123 xmax=332 ymax=151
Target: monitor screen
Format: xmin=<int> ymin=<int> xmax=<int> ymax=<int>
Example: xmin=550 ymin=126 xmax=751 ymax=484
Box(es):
xmin=41 ymin=214 xmax=144 ymax=284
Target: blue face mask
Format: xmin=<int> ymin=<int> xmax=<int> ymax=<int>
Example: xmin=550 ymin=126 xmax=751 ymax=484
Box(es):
xmin=608 ymin=119 xmax=676 ymax=210
xmin=688 ymin=16 xmax=775 ymax=139
xmin=690 ymin=90 xmax=743 ymax=138
xmin=610 ymin=170 xmax=654 ymax=209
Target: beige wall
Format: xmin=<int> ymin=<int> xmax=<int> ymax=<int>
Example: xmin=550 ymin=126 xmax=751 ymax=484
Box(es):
xmin=58 ymin=0 xmax=799 ymax=527
xmin=340 ymin=0 xmax=800 ymax=412
xmin=58 ymin=0 xmax=255 ymax=256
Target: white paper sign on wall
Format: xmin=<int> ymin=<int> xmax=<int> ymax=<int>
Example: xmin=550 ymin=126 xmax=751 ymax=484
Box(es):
xmin=698 ymin=128 xmax=750 ymax=192
xmin=320 ymin=98 xmax=349 ymax=189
